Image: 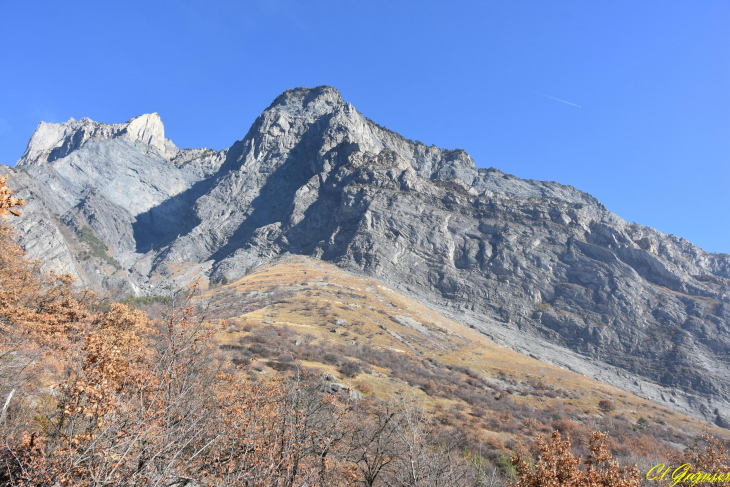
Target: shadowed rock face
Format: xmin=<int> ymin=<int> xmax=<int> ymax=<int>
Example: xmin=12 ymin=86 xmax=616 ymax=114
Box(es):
xmin=4 ymin=85 xmax=730 ymax=426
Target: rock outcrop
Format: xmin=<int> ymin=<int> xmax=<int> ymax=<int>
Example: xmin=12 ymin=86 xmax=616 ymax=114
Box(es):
xmin=20 ymin=113 xmax=180 ymax=166
xmin=4 ymin=86 xmax=729 ymax=426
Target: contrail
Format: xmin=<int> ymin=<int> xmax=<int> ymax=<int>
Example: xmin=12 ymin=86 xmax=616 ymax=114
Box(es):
xmin=531 ymin=91 xmax=581 ymax=108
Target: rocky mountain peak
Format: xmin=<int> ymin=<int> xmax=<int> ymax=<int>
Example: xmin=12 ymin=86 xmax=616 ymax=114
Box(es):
xmin=18 ymin=112 xmax=179 ymax=167
xmin=269 ymin=85 xmax=344 ymax=112
xmin=120 ymin=112 xmax=176 ymax=159
xmin=19 ymin=117 xmax=91 ymax=165
xmin=254 ymin=85 xmax=350 ymax=140
xmin=241 ymin=85 xmax=486 ymax=191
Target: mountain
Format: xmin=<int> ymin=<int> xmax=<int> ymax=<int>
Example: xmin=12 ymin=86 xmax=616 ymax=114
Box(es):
xmin=3 ymin=86 xmax=730 ymax=428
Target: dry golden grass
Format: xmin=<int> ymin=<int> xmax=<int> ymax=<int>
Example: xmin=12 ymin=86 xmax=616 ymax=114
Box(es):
xmin=198 ymin=255 xmax=727 ymax=444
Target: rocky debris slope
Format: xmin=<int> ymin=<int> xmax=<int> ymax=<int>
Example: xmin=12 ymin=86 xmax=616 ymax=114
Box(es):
xmin=4 ymin=86 xmax=730 ymax=426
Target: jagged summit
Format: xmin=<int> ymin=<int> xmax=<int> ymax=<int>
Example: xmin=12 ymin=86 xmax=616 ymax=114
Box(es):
xmin=14 ymin=87 xmax=598 ymax=208
xmin=267 ymin=85 xmax=344 ymax=111
xmin=244 ymin=87 xmax=600 ymax=206
xmin=18 ymin=112 xmax=179 ymax=166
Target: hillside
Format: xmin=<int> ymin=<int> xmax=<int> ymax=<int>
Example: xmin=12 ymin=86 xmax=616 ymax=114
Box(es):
xmin=176 ymin=255 xmax=725 ymax=463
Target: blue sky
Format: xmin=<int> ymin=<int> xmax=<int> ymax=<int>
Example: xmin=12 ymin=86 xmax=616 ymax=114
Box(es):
xmin=1 ymin=1 xmax=728 ymax=253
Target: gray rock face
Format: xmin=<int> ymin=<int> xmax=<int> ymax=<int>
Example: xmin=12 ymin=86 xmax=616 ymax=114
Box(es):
xmin=5 ymin=86 xmax=730 ymax=426
xmin=21 ymin=113 xmax=179 ymax=166
xmin=3 ymin=168 xmax=84 ymax=278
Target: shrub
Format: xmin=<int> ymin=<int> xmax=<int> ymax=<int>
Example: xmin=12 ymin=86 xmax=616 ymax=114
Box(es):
xmin=497 ymin=451 xmax=517 ymax=480
xmin=248 ymin=342 xmax=273 ymax=357
xmin=118 ymin=295 xmax=173 ymax=307
xmin=355 ymin=380 xmax=373 ymax=395
xmin=339 ymin=360 xmax=362 ymax=378
xmin=511 ymin=431 xmax=641 ymax=486
xmin=670 ymin=432 xmax=730 ymax=486
xmin=598 ymin=399 xmax=616 ymax=413
xmin=322 ymin=352 xmax=341 ymax=364
xmin=0 ymin=174 xmax=26 ymax=219
xmin=268 ymin=360 xmax=297 ymax=372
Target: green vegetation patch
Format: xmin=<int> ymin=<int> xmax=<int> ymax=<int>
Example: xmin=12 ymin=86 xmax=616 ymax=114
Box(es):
xmin=77 ymin=226 xmax=121 ymax=270
xmin=118 ymin=295 xmax=174 ymax=308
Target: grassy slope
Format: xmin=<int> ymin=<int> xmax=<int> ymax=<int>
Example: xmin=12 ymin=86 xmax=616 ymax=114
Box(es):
xmin=192 ymin=255 xmax=725 ymax=461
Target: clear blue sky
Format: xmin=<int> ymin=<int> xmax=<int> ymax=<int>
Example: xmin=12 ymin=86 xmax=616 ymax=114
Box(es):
xmin=1 ymin=1 xmax=728 ymax=253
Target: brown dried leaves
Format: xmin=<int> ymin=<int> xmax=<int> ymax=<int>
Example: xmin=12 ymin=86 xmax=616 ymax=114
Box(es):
xmin=0 ymin=174 xmax=26 ymax=219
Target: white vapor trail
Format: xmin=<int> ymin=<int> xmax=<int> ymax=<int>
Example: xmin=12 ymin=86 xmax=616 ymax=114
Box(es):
xmin=531 ymin=91 xmax=582 ymax=108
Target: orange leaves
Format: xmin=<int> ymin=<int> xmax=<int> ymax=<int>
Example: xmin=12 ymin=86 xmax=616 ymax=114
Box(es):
xmin=0 ymin=174 xmax=26 ymax=220
xmin=5 ymin=295 xmax=206 ymax=484
xmin=669 ymin=432 xmax=730 ymax=486
xmin=511 ymin=430 xmax=641 ymax=487
xmin=0 ymin=224 xmax=92 ymax=350
xmin=0 ymin=220 xmax=165 ymax=484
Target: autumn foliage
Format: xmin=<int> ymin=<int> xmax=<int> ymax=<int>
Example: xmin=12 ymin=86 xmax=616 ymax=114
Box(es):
xmin=0 ymin=175 xmax=25 ymax=220
xmin=510 ymin=431 xmax=642 ymax=487
xmin=664 ymin=432 xmax=730 ymax=486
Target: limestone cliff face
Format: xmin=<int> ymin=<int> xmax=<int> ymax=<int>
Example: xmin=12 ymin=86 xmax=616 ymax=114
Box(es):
xmin=4 ymin=86 xmax=730 ymax=426
xmin=20 ymin=113 xmax=179 ymax=166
